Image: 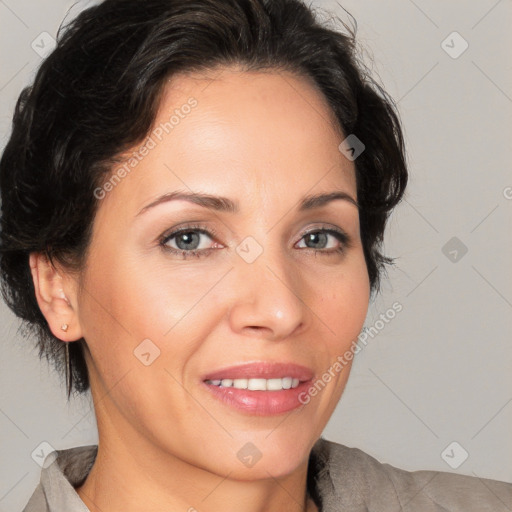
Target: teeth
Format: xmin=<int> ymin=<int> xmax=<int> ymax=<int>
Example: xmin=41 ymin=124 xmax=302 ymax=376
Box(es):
xmin=266 ymin=378 xmax=284 ymax=391
xmin=206 ymin=377 xmax=301 ymax=391
xmin=248 ymin=378 xmax=266 ymax=390
xmin=282 ymin=377 xmax=292 ymax=389
xmin=233 ymin=379 xmax=248 ymax=389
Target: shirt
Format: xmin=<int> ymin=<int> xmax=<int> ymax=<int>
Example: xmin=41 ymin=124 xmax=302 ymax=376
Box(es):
xmin=23 ymin=436 xmax=512 ymax=511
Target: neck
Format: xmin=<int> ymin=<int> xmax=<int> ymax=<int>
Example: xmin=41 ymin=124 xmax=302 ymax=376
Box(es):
xmin=75 ymin=391 xmax=318 ymax=512
xmin=76 ymin=441 xmax=317 ymax=512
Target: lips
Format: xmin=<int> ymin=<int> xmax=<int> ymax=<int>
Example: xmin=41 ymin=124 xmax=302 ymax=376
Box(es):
xmin=202 ymin=361 xmax=314 ymax=382
xmin=201 ymin=362 xmax=316 ymax=415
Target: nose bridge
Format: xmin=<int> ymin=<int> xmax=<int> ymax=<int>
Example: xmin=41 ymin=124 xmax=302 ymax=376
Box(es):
xmin=238 ymin=226 xmax=293 ymax=288
xmin=227 ymin=234 xmax=307 ymax=338
xmin=246 ymin=243 xmax=295 ymax=295
xmin=239 ymin=186 xmax=303 ymax=290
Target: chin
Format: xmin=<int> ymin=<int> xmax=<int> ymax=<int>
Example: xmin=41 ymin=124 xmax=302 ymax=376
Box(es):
xmin=217 ymin=431 xmax=315 ymax=481
xmin=222 ymin=454 xmax=309 ymax=482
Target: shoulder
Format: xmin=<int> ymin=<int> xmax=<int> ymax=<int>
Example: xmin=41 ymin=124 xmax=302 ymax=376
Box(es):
xmin=309 ymin=437 xmax=512 ymax=511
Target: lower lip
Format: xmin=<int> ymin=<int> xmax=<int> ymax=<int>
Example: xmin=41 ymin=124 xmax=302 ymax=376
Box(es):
xmin=202 ymin=380 xmax=312 ymax=416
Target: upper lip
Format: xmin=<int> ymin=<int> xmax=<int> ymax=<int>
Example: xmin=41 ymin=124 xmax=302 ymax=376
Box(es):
xmin=202 ymin=362 xmax=314 ymax=382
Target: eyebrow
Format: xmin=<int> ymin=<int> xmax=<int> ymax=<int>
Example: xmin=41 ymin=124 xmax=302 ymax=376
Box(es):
xmin=136 ymin=189 xmax=359 ymax=217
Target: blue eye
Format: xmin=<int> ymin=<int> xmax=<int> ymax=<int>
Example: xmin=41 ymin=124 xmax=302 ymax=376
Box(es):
xmin=297 ymin=229 xmax=349 ymax=253
xmin=160 ymin=225 xmax=216 ymax=259
xmin=159 ymin=224 xmax=350 ymax=259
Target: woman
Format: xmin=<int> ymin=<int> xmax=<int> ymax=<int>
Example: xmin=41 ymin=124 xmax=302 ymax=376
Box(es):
xmin=0 ymin=0 xmax=510 ymax=511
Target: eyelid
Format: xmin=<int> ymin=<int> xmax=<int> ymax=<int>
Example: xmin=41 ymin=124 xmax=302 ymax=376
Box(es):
xmin=158 ymin=223 xmax=219 ymax=246
xmin=298 ymin=223 xmax=351 ymax=242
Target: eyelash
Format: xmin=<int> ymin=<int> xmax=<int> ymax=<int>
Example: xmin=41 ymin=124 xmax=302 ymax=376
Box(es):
xmin=158 ymin=223 xmax=351 ymax=260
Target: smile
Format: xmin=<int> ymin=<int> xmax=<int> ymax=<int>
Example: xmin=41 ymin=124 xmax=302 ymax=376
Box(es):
xmin=202 ymin=362 xmax=314 ymax=415
xmin=204 ymin=377 xmax=301 ymax=391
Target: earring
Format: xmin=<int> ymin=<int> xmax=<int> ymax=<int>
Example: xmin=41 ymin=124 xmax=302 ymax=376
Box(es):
xmin=61 ymin=324 xmax=72 ymax=398
xmin=64 ymin=342 xmax=72 ymax=399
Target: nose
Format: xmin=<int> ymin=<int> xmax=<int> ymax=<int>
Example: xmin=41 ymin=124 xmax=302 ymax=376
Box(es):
xmin=227 ymin=248 xmax=308 ymax=341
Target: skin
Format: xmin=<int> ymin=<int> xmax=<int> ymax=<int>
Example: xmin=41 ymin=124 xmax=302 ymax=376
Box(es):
xmin=30 ymin=67 xmax=370 ymax=512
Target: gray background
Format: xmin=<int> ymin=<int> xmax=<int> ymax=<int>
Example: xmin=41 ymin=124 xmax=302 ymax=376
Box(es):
xmin=1 ymin=0 xmax=511 ymax=510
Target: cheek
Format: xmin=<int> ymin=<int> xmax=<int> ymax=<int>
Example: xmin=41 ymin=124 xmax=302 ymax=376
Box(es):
xmin=319 ymin=256 xmax=370 ymax=349
xmin=79 ymin=253 xmax=226 ymax=378
xmin=304 ymin=258 xmax=369 ymax=417
xmin=127 ymin=250 xmax=227 ymax=315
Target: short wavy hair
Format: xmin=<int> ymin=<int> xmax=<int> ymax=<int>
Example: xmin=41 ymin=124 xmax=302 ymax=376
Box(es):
xmin=0 ymin=0 xmax=407 ymax=398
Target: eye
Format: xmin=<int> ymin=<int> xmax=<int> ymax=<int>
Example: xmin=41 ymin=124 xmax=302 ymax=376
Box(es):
xmin=296 ymin=228 xmax=349 ymax=255
xmin=158 ymin=224 xmax=350 ymax=260
xmin=159 ymin=224 xmax=219 ymax=259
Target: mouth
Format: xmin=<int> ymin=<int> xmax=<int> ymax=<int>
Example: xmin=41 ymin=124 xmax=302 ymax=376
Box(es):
xmin=201 ymin=361 xmax=314 ymax=416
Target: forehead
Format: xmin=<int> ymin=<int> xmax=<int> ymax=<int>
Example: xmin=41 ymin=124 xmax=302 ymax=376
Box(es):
xmin=100 ymin=67 xmax=356 ymax=216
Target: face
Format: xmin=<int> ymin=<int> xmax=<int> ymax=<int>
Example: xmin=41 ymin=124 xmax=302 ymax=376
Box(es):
xmin=70 ymin=67 xmax=370 ymax=479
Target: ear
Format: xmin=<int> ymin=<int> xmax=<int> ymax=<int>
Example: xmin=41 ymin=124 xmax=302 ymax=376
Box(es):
xmin=29 ymin=252 xmax=83 ymax=342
